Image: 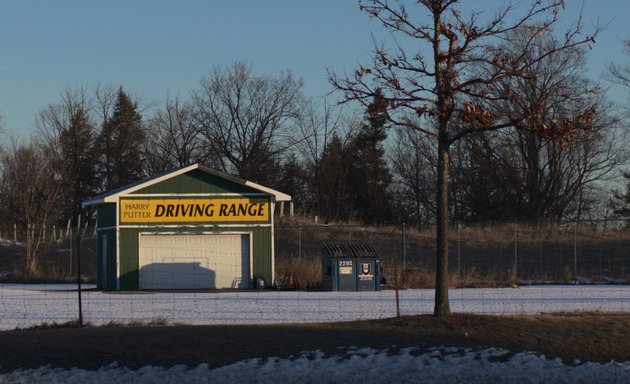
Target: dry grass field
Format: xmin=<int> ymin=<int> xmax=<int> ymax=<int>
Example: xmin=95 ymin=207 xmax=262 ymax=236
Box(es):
xmin=2 ymin=221 xmax=630 ymax=288
xmin=274 ymin=222 xmax=630 ymax=289
xmin=0 ymin=312 xmax=628 ymax=372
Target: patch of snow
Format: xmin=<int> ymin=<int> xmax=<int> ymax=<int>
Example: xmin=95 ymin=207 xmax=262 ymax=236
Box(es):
xmin=1 ymin=347 xmax=629 ymax=383
xmin=1 ymin=284 xmax=630 ymax=330
xmin=0 ymin=284 xmax=96 ymax=291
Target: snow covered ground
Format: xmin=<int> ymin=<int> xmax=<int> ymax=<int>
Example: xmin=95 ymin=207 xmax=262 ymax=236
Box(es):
xmin=1 ymin=284 xmax=630 ymax=330
xmin=2 ymin=284 xmax=630 ymax=382
xmin=1 ymin=347 xmax=629 ymax=383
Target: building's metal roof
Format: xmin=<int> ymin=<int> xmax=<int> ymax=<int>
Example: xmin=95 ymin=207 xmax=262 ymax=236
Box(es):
xmin=322 ymin=243 xmax=381 ymax=258
xmin=82 ymin=163 xmax=291 ymax=207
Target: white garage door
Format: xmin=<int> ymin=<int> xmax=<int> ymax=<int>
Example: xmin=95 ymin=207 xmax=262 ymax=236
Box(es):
xmin=138 ymin=234 xmax=250 ymax=290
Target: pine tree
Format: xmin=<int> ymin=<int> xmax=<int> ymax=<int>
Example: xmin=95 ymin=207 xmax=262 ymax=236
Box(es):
xmin=97 ymin=88 xmax=145 ymax=190
xmin=348 ymin=90 xmax=393 ymax=223
xmin=317 ymin=133 xmax=353 ymax=222
xmin=59 ymin=106 xmax=99 ymax=223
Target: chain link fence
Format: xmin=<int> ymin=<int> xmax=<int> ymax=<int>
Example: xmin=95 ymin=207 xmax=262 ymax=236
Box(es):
xmin=1 ymin=221 xmax=630 ymax=329
xmin=0 ymin=225 xmax=96 ymax=282
xmin=274 ymin=221 xmax=630 ymax=288
xmin=1 ymin=221 xmax=629 ymax=287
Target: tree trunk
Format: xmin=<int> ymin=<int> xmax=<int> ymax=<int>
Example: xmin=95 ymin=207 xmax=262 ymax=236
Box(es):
xmin=434 ymin=132 xmax=451 ymax=317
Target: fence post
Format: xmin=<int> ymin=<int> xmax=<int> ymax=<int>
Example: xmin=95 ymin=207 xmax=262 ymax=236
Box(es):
xmin=457 ymin=222 xmax=461 ymax=286
xmin=393 ymin=249 xmax=401 ymax=317
xmin=298 ymin=225 xmax=302 ymax=259
xmin=574 ymin=220 xmax=578 ymax=285
xmin=74 ymin=229 xmax=83 ymax=327
xmin=69 ymin=226 xmax=73 ymax=278
xmin=511 ymin=221 xmax=518 ymax=286
xmin=402 ymin=223 xmax=407 ymax=271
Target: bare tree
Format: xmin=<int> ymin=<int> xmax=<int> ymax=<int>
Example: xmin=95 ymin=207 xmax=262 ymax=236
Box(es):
xmin=295 ymin=99 xmax=347 ymax=215
xmin=192 ymin=62 xmax=305 ymax=184
xmin=604 ymin=39 xmax=630 ymax=220
xmin=0 ymin=138 xmax=64 ymax=277
xmin=457 ymin=28 xmax=624 ymax=223
xmin=296 ymin=100 xmax=344 ymax=179
xmin=35 ymin=87 xmax=99 ymax=224
xmin=94 ymin=84 xmax=118 ymax=129
xmin=390 ymin=127 xmax=437 ymax=225
xmin=144 ymin=95 xmax=207 ymax=174
xmin=606 ymin=39 xmax=630 ymax=89
xmin=330 ymin=0 xmax=599 ymax=316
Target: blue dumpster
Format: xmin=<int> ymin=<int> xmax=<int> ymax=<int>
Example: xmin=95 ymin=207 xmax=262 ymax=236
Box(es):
xmin=322 ymin=243 xmax=382 ymax=291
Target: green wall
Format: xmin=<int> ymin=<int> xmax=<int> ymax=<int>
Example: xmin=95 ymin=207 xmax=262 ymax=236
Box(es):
xmin=97 ymin=204 xmax=116 ymax=228
xmin=93 ymin=167 xmax=279 ymax=291
xmin=132 ymin=170 xmax=257 ymax=195
xmin=96 ymin=229 xmax=117 ymax=291
xmin=118 ymin=226 xmax=273 ymax=290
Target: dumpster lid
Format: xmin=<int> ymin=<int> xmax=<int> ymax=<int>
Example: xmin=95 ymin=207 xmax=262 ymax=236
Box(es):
xmin=322 ymin=243 xmax=381 ymax=258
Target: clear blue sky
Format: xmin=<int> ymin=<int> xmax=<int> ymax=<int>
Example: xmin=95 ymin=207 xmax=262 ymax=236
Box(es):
xmin=0 ymin=0 xmax=628 ymax=136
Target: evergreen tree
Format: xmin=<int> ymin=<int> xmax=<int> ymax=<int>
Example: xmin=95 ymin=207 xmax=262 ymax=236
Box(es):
xmin=348 ymin=90 xmax=393 ymax=223
xmin=329 ymin=1 xmax=599 ymax=316
xmin=58 ymin=106 xmax=99 ymax=223
xmin=34 ymin=88 xmax=100 ymax=226
xmin=317 ymin=132 xmax=353 ymax=222
xmin=97 ymin=88 xmax=145 ymax=190
xmin=274 ymin=153 xmax=309 ymax=209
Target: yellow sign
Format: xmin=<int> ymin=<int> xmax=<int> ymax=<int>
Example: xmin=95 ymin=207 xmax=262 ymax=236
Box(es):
xmin=120 ymin=198 xmax=270 ymax=223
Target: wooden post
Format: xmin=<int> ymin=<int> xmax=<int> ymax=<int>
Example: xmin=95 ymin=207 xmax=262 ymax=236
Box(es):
xmin=74 ymin=230 xmax=83 ymax=327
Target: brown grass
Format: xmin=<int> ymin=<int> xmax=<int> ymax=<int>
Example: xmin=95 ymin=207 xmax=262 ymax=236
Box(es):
xmin=274 ymin=254 xmax=322 ymax=289
xmin=0 ymin=235 xmax=97 ymax=283
xmin=1 ymin=312 xmax=629 ymax=372
xmin=274 ymin=254 xmax=510 ymax=289
xmin=3 ymin=222 xmax=630 ymax=285
xmin=275 ymin=222 xmax=630 ymax=287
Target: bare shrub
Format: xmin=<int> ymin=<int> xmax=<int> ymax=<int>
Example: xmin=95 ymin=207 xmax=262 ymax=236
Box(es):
xmin=274 ymin=253 xmax=321 ymax=289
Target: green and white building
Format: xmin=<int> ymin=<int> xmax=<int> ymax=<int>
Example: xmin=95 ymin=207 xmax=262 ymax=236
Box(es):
xmin=83 ymin=163 xmax=290 ymax=291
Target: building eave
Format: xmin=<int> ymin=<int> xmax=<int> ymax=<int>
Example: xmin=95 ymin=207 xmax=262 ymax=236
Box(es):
xmin=82 ymin=163 xmax=292 ymax=207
